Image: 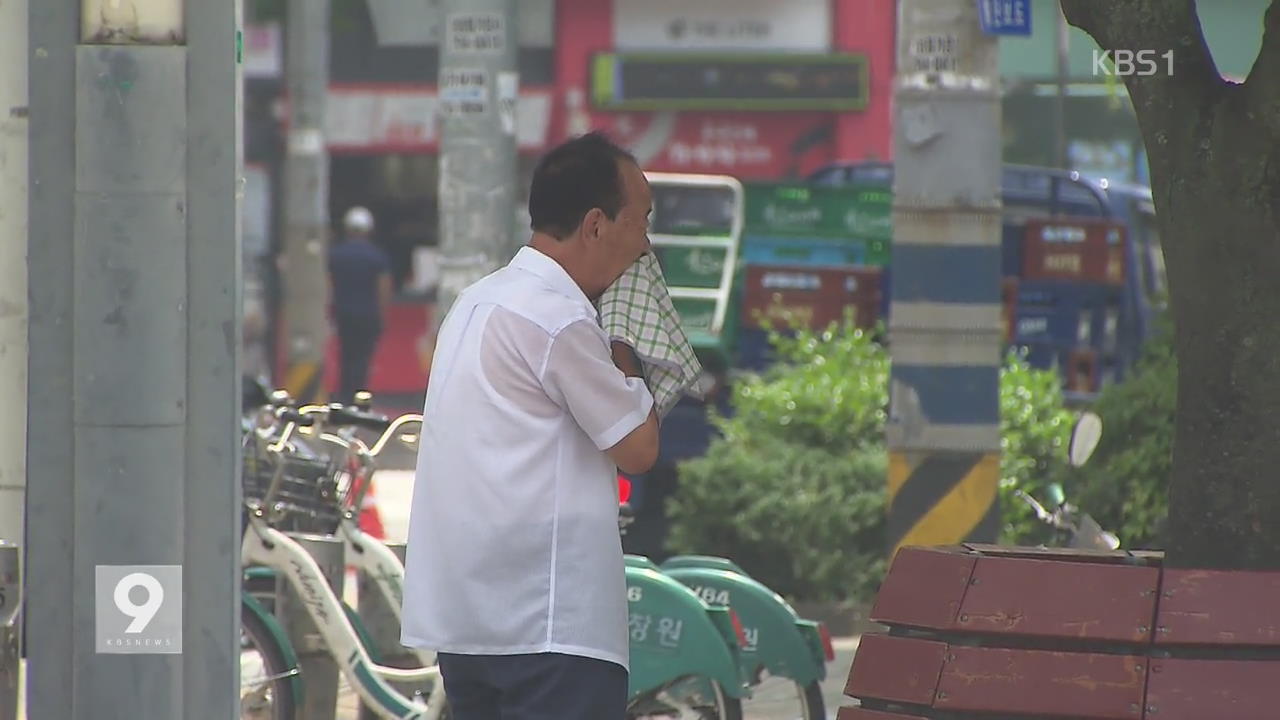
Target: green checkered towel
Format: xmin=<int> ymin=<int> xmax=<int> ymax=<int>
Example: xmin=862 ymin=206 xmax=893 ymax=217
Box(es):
xmin=597 ymin=252 xmax=704 ymax=419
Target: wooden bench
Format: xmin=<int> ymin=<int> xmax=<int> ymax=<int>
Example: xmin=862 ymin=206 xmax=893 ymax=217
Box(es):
xmin=838 ymin=544 xmax=1280 ymax=719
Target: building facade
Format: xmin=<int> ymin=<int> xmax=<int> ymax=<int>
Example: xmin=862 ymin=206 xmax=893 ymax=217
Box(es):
xmin=245 ymin=0 xmax=1266 ymax=395
xmin=242 ymin=0 xmax=897 ymax=393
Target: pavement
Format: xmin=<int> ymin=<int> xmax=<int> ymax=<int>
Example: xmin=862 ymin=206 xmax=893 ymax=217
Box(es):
xmin=334 ymin=638 xmax=861 ymax=720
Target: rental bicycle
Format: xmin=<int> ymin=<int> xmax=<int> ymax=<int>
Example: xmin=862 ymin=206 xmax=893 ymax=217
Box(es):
xmin=240 ymin=392 xmax=748 ymax=719
xmin=239 ymin=403 xmax=447 ymax=719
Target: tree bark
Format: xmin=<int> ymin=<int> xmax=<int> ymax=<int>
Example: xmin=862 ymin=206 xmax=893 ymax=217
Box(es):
xmin=1060 ymin=0 xmax=1280 ymax=569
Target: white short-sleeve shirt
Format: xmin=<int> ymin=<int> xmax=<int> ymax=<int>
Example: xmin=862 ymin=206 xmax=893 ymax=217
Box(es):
xmin=400 ymin=246 xmax=655 ymax=670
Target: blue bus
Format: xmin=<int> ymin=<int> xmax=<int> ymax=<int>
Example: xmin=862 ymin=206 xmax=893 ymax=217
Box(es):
xmin=805 ymin=161 xmax=1165 ymax=401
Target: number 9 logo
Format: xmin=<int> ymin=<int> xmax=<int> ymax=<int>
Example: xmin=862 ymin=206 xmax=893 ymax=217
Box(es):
xmin=114 ymin=572 xmax=164 ymax=634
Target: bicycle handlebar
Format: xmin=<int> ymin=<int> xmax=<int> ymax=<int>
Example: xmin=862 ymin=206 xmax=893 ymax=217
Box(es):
xmin=275 ymin=408 xmax=316 ymax=427
xmin=285 ymin=403 xmax=391 ymax=432
xmin=326 ymin=405 xmax=392 ymax=432
xmin=1014 ymin=489 xmax=1073 ymax=530
xmin=269 ymin=389 xmax=297 ymax=408
xmin=367 ymin=414 xmax=423 ymax=457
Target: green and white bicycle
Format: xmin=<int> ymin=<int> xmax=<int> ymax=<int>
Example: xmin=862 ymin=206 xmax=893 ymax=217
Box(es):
xmin=239 ymin=393 xmax=750 ymax=719
xmin=243 ymin=403 xmax=435 ymax=668
xmin=239 ymin=404 xmax=447 ymax=720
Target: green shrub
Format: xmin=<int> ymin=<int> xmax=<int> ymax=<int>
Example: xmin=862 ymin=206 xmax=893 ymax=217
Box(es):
xmin=668 ymin=316 xmax=889 ymax=603
xmin=717 ymin=319 xmax=889 ymax=451
xmin=669 ymin=436 xmax=888 ymax=603
xmin=667 ymin=314 xmax=1077 ymax=602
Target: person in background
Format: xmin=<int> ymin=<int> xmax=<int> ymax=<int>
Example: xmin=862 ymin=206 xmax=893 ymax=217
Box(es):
xmin=328 ymin=206 xmax=392 ymax=404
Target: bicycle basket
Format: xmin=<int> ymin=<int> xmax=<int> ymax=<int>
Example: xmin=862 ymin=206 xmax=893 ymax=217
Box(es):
xmin=242 ymin=445 xmax=346 ymax=535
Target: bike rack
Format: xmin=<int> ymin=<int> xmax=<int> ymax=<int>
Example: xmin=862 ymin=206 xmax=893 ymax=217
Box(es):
xmin=250 ymin=410 xmax=443 ymax=719
xmin=356 ymin=541 xmax=426 ymax=716
xmin=278 ymin=533 xmax=346 ymax=720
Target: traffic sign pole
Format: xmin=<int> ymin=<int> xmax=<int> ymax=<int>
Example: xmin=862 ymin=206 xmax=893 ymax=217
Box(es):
xmin=885 ymin=0 xmax=1005 ymax=556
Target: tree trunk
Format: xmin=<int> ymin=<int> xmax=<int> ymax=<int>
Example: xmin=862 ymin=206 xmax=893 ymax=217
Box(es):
xmin=1061 ymin=0 xmax=1280 ymax=569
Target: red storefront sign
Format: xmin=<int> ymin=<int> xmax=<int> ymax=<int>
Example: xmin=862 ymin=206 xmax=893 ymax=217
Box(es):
xmin=602 ymin=112 xmax=835 ymax=179
xmin=1022 ymin=219 xmax=1127 ymax=286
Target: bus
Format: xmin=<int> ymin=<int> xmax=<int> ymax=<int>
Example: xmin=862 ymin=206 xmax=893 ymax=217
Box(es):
xmin=791 ymin=161 xmax=1163 ymax=399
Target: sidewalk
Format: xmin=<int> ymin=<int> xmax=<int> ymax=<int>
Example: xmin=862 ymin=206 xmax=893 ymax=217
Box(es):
xmin=334 ymin=636 xmax=863 ymax=720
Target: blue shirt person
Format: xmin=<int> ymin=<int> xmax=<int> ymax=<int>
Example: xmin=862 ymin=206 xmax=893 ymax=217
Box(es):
xmin=327 ymin=206 xmax=392 ymax=403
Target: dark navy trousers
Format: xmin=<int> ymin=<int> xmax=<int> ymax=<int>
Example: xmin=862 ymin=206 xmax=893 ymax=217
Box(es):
xmin=437 ymin=652 xmax=628 ymax=720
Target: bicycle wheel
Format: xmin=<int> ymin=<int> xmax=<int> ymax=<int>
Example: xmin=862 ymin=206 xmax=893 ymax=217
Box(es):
xmin=628 ymin=676 xmax=743 ymax=720
xmin=241 ymin=598 xmax=298 ymax=720
xmin=739 ymin=675 xmax=824 ymax=720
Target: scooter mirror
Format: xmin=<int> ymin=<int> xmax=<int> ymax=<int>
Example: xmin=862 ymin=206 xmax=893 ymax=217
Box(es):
xmin=1069 ymin=411 xmax=1103 ymax=467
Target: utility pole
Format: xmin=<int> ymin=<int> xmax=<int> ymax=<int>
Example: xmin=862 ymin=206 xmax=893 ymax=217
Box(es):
xmin=26 ymin=0 xmax=242 ymax=717
xmin=1 ymin=0 xmax=28 ymax=569
xmin=435 ymin=0 xmax=520 ymax=324
xmin=0 ymin=0 xmax=28 ymax=715
xmin=1054 ymin=2 xmax=1071 ymax=169
xmin=282 ymin=0 xmax=331 ymax=401
xmin=886 ymin=0 xmax=1004 ymax=558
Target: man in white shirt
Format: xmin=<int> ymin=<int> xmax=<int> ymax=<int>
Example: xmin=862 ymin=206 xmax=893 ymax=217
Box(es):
xmin=401 ymin=132 xmax=660 ymax=719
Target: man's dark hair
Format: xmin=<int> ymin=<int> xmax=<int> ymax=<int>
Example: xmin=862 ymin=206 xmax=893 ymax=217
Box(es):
xmin=529 ymin=132 xmax=636 ymax=239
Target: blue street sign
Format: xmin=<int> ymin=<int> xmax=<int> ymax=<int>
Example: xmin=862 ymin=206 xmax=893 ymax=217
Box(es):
xmin=978 ymin=0 xmax=1032 ymax=36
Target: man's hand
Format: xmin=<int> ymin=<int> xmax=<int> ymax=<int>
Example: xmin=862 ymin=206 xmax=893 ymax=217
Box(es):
xmin=611 ymin=341 xmax=645 ymax=379
xmin=606 ymin=340 xmax=660 ymax=474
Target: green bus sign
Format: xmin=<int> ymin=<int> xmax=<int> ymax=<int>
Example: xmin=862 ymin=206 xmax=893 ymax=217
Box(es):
xmin=672 ymin=297 xmax=719 ymax=336
xmin=653 ymin=246 xmax=727 ymax=290
xmin=743 ymin=183 xmax=892 ymax=243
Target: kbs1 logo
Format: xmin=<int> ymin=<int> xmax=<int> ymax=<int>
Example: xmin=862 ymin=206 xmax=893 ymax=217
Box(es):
xmin=1093 ymin=50 xmax=1174 ymax=77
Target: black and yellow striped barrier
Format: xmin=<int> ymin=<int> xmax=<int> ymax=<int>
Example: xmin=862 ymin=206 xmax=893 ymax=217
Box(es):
xmin=887 ymin=451 xmax=1000 ymax=558
xmin=283 ymin=361 xmax=326 ymax=405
